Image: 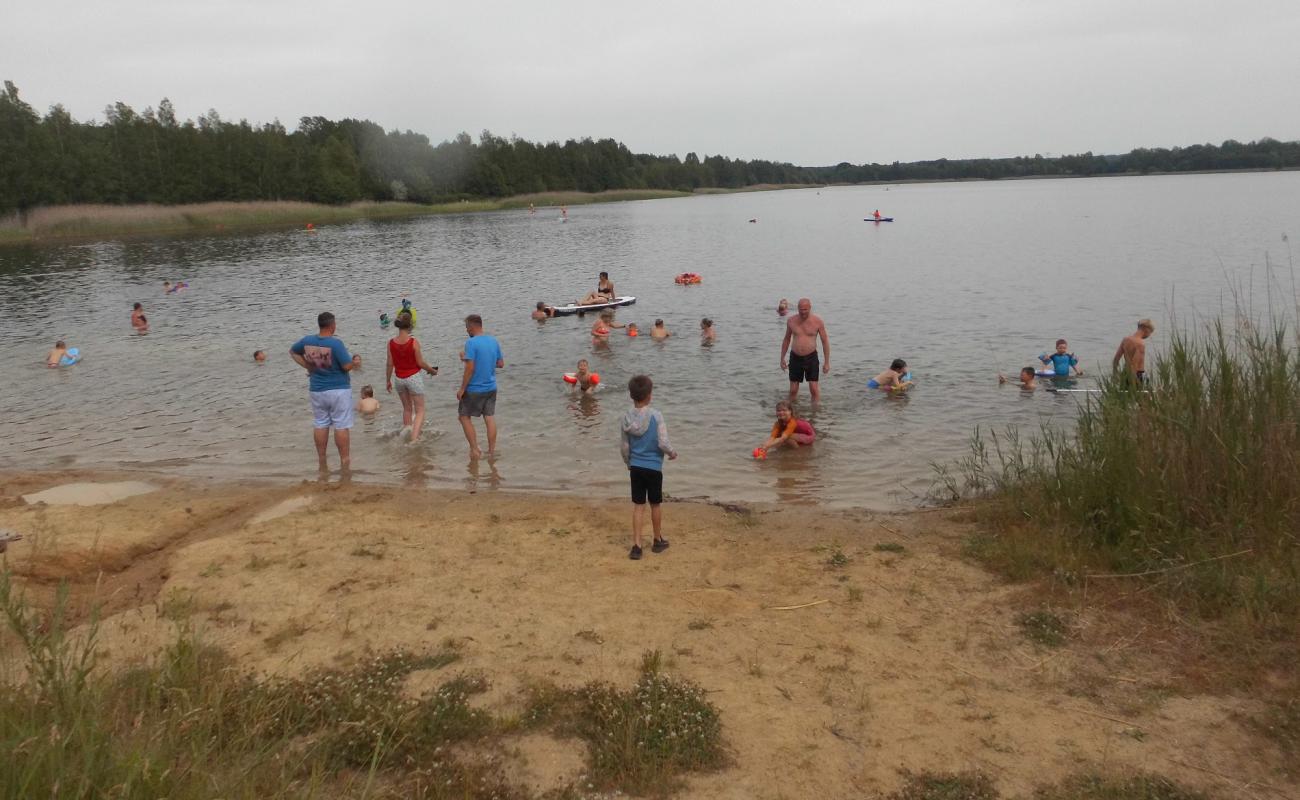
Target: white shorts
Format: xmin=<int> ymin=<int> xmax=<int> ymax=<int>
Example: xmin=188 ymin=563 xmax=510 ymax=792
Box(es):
xmin=309 ymin=389 xmax=354 ymax=430
xmin=393 ymin=373 xmax=425 ymax=396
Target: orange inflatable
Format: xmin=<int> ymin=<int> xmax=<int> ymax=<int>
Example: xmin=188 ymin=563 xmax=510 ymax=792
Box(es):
xmin=563 ymin=372 xmax=600 ymax=385
xmin=674 ymin=273 xmax=703 ymax=285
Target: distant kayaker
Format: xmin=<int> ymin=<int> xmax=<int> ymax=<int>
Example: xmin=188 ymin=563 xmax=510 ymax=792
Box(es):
xmin=873 ymin=209 xmax=882 ymax=220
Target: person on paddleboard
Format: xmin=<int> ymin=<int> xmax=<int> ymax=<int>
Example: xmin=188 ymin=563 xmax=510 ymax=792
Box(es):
xmin=873 ymin=209 xmax=882 ymax=220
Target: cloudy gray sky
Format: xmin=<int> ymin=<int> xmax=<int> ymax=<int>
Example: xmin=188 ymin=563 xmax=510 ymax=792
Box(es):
xmin=5 ymin=0 xmax=1298 ymax=165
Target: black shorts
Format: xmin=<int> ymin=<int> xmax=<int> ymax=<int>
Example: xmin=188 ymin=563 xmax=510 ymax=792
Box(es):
xmin=629 ymin=466 xmax=663 ymax=505
xmin=789 ymin=351 xmax=820 ymax=383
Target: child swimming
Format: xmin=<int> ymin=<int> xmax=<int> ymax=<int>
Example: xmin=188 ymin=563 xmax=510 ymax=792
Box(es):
xmin=357 ymin=385 xmax=380 ymax=414
xmin=650 ymin=319 xmax=670 ymax=340
xmin=46 ymin=340 xmax=69 ymax=367
xmin=253 ymin=349 xmax=267 ymax=363
xmin=868 ymin=359 xmax=914 ymax=392
xmin=998 ymin=367 xmax=1038 ymax=390
xmin=379 ymin=311 xmax=391 ymax=328
xmin=755 ymin=400 xmax=815 ymax=456
xmin=1039 ymin=339 xmax=1083 ymax=377
xmin=627 ymin=323 xmax=640 ymax=337
xmin=700 ymin=317 xmax=715 ymax=343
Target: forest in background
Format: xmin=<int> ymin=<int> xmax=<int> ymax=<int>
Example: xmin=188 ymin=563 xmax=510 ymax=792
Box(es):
xmin=3 ymin=81 xmax=1299 ymax=215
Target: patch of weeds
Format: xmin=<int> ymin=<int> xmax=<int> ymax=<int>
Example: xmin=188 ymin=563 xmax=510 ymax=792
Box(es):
xmin=488 ymin=513 xmax=502 ymax=524
xmin=890 ymin=770 xmax=999 ymax=800
xmin=687 ymin=618 xmax=714 ymax=631
xmin=198 ymin=561 xmax=224 ymax=578
xmin=1248 ymin=697 xmax=1299 ymax=764
xmin=825 ymin=547 xmax=850 ymax=569
xmin=1016 ymin=609 xmax=1069 ymax=648
xmin=262 ymin=619 xmax=310 ymax=651
xmin=159 ymin=590 xmax=197 ymax=621
xmin=846 ymin=586 xmax=864 ymax=603
xmin=874 ymin=541 xmax=906 ymax=553
xmin=547 ymin=527 xmax=572 ymax=538
xmin=348 ymin=545 xmax=384 ymax=559
xmin=574 ymin=629 xmax=604 ymax=645
xmin=523 ymin=649 xmax=724 ymax=795
xmin=244 ymin=554 xmax=274 ymax=571
xmin=1033 ymin=772 xmax=1208 ymax=799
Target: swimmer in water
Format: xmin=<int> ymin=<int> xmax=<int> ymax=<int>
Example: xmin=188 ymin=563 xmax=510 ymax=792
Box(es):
xmin=650 ymin=319 xmax=671 ymax=340
xmin=253 ymin=349 xmax=267 ymax=363
xmin=532 ymin=301 xmax=556 ymax=320
xmin=357 ymin=385 xmax=379 ymax=414
xmin=757 ymin=400 xmax=816 ymax=454
xmin=46 ymin=340 xmax=69 ymax=367
xmin=131 ymin=302 xmax=149 ymax=333
xmin=868 ymin=359 xmax=913 ymax=392
xmin=591 ymin=309 xmax=625 ymax=340
xmin=163 ymin=281 xmax=172 ymax=294
xmin=998 ymin=367 xmax=1038 ymax=391
xmin=379 ymin=311 xmax=391 ymax=328
xmin=572 ymin=359 xmax=598 ymax=393
xmin=777 ymin=298 xmax=790 ymax=317
xmin=700 ymin=317 xmax=715 ymax=343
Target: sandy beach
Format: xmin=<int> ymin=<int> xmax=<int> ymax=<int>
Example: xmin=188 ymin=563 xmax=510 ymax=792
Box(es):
xmin=0 ymin=469 xmax=1293 ymax=799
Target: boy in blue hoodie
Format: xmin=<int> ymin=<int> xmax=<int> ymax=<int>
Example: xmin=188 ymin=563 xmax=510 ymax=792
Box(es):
xmin=620 ymin=375 xmax=678 ymax=560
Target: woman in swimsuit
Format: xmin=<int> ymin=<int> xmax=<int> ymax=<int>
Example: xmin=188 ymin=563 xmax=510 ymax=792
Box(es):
xmin=591 ymin=309 xmax=625 ymax=340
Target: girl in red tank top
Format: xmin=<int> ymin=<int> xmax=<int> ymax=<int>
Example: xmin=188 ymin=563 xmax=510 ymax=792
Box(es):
xmin=385 ymin=316 xmax=438 ymax=442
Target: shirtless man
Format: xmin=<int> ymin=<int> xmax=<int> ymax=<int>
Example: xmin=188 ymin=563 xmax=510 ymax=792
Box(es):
xmin=1113 ymin=318 xmax=1155 ymax=382
xmin=131 ymin=302 xmax=149 ymax=333
xmin=780 ymin=298 xmax=830 ymax=403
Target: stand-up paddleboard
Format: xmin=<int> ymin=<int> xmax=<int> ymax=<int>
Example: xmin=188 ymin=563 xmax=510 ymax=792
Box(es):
xmin=864 ymin=217 xmax=894 ymax=222
xmin=58 ymin=347 xmax=81 ymax=367
xmin=550 ymin=296 xmax=637 ymax=316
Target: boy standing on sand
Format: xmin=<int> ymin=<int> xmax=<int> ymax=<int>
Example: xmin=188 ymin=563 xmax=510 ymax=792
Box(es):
xmin=620 ymin=375 xmax=677 ymax=560
xmin=1113 ymin=319 xmax=1156 ymax=382
xmin=457 ymin=314 xmax=504 ymax=459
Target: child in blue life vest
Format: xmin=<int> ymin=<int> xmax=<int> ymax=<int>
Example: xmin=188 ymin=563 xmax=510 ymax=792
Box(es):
xmin=1039 ymin=339 xmax=1083 ymax=377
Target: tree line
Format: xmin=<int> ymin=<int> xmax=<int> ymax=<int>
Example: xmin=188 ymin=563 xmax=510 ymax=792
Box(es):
xmin=2 ymin=81 xmax=1298 ymax=215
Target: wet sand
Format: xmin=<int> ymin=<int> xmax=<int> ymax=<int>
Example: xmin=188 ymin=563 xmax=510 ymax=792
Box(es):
xmin=0 ymin=469 xmax=1292 ymax=799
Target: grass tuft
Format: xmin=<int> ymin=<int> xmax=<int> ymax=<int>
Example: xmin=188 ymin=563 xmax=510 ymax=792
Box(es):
xmin=1016 ymin=610 xmax=1069 ymax=648
xmin=1033 ymin=772 xmax=1208 ymax=799
xmin=890 ymin=770 xmax=999 ymax=800
xmin=524 ymin=649 xmax=725 ymax=794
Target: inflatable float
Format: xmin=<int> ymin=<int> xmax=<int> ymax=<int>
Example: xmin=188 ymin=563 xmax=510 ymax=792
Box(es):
xmin=550 ymin=296 xmax=637 ymax=316
xmin=58 ymin=347 xmax=81 ymax=367
xmin=563 ymin=372 xmax=600 ymax=386
xmin=674 ymin=273 xmax=703 ymax=285
xmin=1035 ymin=370 xmax=1069 ymax=378
xmin=868 ymin=372 xmax=912 ymax=391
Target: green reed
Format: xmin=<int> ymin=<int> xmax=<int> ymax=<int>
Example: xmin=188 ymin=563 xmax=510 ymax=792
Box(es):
xmin=935 ymin=311 xmax=1300 ymax=626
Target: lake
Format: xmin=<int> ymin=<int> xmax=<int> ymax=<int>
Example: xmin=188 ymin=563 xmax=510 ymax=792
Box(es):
xmin=3 ymin=172 xmax=1298 ymax=508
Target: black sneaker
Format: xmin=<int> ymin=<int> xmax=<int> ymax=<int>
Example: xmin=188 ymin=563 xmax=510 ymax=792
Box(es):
xmin=651 ymin=538 xmax=670 ymax=553
xmin=629 ymin=544 xmax=643 ymax=560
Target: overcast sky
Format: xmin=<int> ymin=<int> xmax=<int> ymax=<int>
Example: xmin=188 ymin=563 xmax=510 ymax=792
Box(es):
xmin=5 ymin=0 xmax=1298 ymax=165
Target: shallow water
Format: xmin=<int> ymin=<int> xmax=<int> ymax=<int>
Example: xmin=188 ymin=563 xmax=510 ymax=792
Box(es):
xmin=3 ymin=173 xmax=1298 ymax=508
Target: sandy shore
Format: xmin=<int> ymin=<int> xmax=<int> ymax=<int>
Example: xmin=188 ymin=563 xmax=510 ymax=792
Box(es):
xmin=0 ymin=469 xmax=1292 ymax=798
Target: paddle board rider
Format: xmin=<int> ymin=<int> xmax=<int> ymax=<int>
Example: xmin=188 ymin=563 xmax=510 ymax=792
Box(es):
xmin=578 ymin=272 xmax=615 ymax=306
xmin=873 ymin=209 xmax=882 ymax=220
xmin=780 ymin=298 xmax=830 ymax=403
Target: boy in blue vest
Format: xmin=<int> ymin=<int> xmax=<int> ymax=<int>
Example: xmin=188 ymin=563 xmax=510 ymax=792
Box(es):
xmin=1039 ymin=339 xmax=1083 ymax=377
xmin=620 ymin=375 xmax=678 ymax=560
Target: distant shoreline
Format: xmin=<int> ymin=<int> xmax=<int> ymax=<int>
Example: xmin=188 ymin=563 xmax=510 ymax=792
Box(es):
xmin=0 ymin=185 xmax=818 ymax=247
xmin=2 ymin=168 xmax=1294 ymax=247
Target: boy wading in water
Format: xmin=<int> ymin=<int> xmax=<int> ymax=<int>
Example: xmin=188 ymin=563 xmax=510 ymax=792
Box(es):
xmin=620 ymin=375 xmax=677 ymax=560
xmin=1114 ymin=318 xmax=1155 ymax=383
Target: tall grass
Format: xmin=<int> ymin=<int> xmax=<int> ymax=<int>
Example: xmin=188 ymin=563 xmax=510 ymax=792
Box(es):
xmin=934 ymin=311 xmax=1300 ymax=628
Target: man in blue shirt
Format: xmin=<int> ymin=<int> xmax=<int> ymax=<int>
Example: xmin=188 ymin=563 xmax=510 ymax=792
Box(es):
xmin=290 ymin=311 xmax=361 ymax=472
xmin=456 ymin=314 xmax=504 ymax=459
